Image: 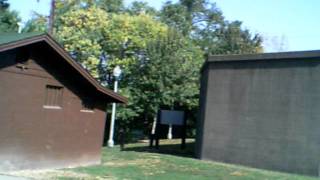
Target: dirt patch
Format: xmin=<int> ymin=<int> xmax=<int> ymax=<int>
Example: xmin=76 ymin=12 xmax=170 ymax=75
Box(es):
xmin=6 ymin=169 xmax=113 ymax=180
xmin=230 ymin=171 xmax=247 ymax=176
xmin=104 ymin=158 xmax=161 ymax=168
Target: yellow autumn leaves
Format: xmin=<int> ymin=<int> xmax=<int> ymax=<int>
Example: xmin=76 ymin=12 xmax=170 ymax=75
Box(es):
xmin=56 ymin=6 xmax=168 ymax=78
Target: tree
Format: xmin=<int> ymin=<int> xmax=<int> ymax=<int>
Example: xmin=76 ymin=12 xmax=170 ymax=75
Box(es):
xmin=160 ymin=0 xmax=263 ymax=55
xmin=35 ymin=0 xmax=55 ymax=34
xmin=197 ymin=21 xmax=263 ymax=54
xmin=125 ymin=1 xmax=157 ymax=16
xmin=26 ymin=1 xmax=168 ymax=83
xmin=55 ymin=6 xmax=110 ymax=77
xmin=55 ymin=6 xmax=168 ymax=80
xmin=121 ymin=29 xmax=203 ymax=127
xmin=0 ymin=0 xmax=9 ymax=9
xmin=24 ymin=0 xmax=263 ymax=137
xmin=160 ymin=0 xmax=224 ymax=36
xmin=54 ymin=4 xmax=204 ymax=132
xmin=48 ymin=0 xmax=56 ymax=34
xmin=54 ymin=0 xmax=123 ymax=14
xmin=160 ymin=1 xmax=192 ymax=36
xmin=0 ymin=0 xmax=20 ymax=33
xmin=96 ymin=0 xmax=123 ymax=13
xmin=22 ymin=13 xmax=48 ymax=33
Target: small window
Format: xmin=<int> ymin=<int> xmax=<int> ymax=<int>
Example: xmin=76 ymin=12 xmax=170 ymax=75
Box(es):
xmin=43 ymin=85 xmax=63 ymax=109
xmin=81 ymin=98 xmax=94 ymax=113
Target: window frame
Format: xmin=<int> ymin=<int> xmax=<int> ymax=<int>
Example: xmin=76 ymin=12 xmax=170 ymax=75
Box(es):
xmin=43 ymin=85 xmax=64 ymax=109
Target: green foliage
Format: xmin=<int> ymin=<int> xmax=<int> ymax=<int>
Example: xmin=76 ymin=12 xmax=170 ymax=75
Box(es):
xmin=160 ymin=0 xmax=263 ymax=55
xmin=160 ymin=1 xmax=192 ymax=36
xmin=49 ymin=3 xmax=173 ymax=129
xmin=0 ymin=0 xmax=9 ymax=9
xmin=196 ymin=21 xmax=263 ymax=54
xmin=56 ymin=6 xmax=109 ymax=77
xmin=55 ymin=0 xmax=123 ymax=14
xmin=22 ymin=0 xmax=264 ymax=135
xmin=116 ymin=29 xmax=203 ymax=130
xmin=160 ymin=0 xmax=224 ymax=36
xmin=0 ymin=0 xmax=20 ymax=33
xmin=125 ymin=1 xmax=158 ymax=16
xmin=102 ymin=13 xmax=167 ymax=70
xmin=96 ymin=0 xmax=123 ymax=13
xmin=55 ymin=5 xmax=167 ymax=79
xmin=22 ymin=14 xmax=48 ymax=33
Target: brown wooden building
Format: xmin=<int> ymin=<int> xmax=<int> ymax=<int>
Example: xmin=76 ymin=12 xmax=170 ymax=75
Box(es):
xmin=0 ymin=33 xmax=127 ymax=171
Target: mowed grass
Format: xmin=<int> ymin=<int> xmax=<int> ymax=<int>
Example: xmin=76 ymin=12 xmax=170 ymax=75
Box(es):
xmin=9 ymin=139 xmax=318 ymax=180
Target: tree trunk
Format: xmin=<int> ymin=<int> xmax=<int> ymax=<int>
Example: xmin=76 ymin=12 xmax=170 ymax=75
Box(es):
xmin=48 ymin=0 xmax=55 ymax=35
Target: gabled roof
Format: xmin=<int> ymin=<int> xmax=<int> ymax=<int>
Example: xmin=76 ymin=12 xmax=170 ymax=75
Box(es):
xmin=0 ymin=33 xmax=127 ymax=104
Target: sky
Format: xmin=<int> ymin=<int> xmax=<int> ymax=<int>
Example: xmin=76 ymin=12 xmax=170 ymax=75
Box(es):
xmin=7 ymin=0 xmax=320 ymax=52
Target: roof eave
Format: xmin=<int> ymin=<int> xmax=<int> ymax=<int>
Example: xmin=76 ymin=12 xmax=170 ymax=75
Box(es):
xmin=208 ymin=50 xmax=320 ymax=63
xmin=0 ymin=33 xmax=128 ymax=104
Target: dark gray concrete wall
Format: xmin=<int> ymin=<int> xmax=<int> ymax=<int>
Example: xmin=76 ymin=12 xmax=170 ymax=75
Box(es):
xmin=197 ymin=59 xmax=320 ymax=176
xmin=196 ymin=67 xmax=209 ymax=158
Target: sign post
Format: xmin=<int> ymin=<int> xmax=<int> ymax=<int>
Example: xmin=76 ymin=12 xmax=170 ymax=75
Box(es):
xmin=150 ymin=110 xmax=187 ymax=150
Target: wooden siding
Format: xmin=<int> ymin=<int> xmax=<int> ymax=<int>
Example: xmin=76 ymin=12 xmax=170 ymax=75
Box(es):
xmin=0 ymin=43 xmax=107 ymax=171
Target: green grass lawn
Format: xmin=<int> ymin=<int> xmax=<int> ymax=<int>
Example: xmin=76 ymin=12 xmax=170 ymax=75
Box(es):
xmin=8 ymin=139 xmax=319 ymax=180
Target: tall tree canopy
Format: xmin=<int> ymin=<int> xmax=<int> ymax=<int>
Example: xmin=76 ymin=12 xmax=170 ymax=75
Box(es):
xmin=22 ymin=13 xmax=48 ymax=33
xmin=55 ymin=6 xmax=168 ymax=81
xmin=0 ymin=0 xmax=9 ymax=9
xmin=160 ymin=0 xmax=263 ymax=54
xmin=18 ymin=0 xmax=263 ymax=136
xmin=125 ymin=1 xmax=157 ymax=16
xmin=119 ymin=29 xmax=203 ymax=128
xmin=53 ymin=4 xmax=200 ymax=130
xmin=56 ymin=6 xmax=110 ymax=77
xmin=0 ymin=0 xmax=20 ymax=32
xmin=96 ymin=0 xmax=123 ymax=13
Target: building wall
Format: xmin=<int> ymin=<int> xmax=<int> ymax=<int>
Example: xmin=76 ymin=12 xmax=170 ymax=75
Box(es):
xmin=195 ymin=67 xmax=209 ymax=158
xmin=0 ymin=46 xmax=107 ymax=171
xmin=197 ymin=59 xmax=320 ymax=176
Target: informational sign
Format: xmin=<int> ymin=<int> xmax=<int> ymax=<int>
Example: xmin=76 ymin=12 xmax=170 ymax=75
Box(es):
xmin=150 ymin=110 xmax=187 ymax=149
xmin=159 ymin=110 xmax=185 ymax=125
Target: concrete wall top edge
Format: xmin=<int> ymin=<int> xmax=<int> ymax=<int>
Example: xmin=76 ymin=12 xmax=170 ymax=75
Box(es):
xmin=200 ymin=50 xmax=320 ymax=73
xmin=207 ymin=50 xmax=320 ymax=63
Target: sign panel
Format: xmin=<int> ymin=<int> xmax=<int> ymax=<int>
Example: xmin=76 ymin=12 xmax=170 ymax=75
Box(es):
xmin=159 ymin=110 xmax=184 ymax=125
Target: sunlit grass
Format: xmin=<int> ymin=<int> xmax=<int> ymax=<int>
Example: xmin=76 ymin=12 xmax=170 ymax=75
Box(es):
xmin=8 ymin=139 xmax=318 ymax=180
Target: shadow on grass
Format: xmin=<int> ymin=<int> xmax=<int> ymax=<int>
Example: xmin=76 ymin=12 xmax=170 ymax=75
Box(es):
xmin=122 ymin=141 xmax=195 ymax=158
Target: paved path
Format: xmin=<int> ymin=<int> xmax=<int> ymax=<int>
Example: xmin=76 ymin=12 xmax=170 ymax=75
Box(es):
xmin=0 ymin=175 xmax=28 ymax=180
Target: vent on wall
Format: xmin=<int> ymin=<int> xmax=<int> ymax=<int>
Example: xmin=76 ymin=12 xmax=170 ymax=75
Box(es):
xmin=15 ymin=48 xmax=31 ymax=70
xmin=43 ymin=85 xmax=63 ymax=109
